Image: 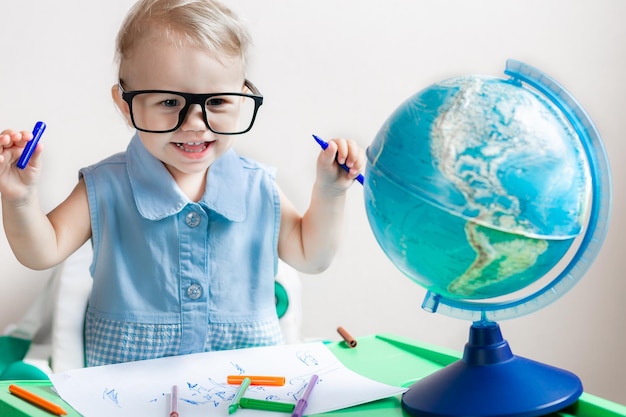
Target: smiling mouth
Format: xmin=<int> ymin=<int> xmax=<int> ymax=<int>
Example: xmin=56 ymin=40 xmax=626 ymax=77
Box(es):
xmin=174 ymin=141 xmax=209 ymax=153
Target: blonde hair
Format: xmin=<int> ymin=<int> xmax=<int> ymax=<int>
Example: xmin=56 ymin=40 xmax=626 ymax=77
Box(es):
xmin=115 ymin=0 xmax=250 ymax=75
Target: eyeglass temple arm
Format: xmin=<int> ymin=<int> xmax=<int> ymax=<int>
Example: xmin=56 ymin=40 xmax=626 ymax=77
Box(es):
xmin=244 ymin=79 xmax=261 ymax=96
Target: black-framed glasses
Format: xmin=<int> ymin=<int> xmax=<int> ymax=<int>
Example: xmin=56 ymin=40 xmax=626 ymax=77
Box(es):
xmin=119 ymin=79 xmax=263 ymax=134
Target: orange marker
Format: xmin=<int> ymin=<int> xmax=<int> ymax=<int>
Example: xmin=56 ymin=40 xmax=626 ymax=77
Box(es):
xmin=227 ymin=375 xmax=285 ymax=386
xmin=9 ymin=384 xmax=68 ymax=416
xmin=337 ymin=326 xmax=357 ymax=348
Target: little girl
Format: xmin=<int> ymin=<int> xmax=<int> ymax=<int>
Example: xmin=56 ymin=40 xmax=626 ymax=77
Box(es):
xmin=0 ymin=0 xmax=364 ymax=366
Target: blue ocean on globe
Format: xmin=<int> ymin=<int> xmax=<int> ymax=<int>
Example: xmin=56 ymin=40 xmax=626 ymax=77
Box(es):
xmin=365 ymin=75 xmax=591 ymax=300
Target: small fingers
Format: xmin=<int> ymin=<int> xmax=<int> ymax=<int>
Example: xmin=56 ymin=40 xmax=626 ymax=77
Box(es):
xmin=331 ymin=138 xmax=365 ymax=173
xmin=0 ymin=130 xmax=17 ymax=148
xmin=0 ymin=130 xmax=32 ymax=148
xmin=332 ymin=138 xmax=349 ymax=165
xmin=327 ymin=138 xmax=358 ymax=164
xmin=0 ymin=129 xmax=18 ymax=138
xmin=0 ymin=134 xmax=9 ymax=148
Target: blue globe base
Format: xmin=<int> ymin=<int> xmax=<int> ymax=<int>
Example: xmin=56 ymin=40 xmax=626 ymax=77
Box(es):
xmin=401 ymin=321 xmax=583 ymax=417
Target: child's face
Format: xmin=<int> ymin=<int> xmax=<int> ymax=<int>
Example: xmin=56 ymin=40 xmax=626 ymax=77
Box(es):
xmin=112 ymin=33 xmax=246 ymax=180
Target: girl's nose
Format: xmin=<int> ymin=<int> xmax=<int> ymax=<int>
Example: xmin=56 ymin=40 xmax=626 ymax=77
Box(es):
xmin=180 ymin=104 xmax=208 ymax=131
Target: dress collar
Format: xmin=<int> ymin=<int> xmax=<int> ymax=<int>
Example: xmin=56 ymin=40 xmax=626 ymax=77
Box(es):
xmin=126 ymin=133 xmax=246 ymax=222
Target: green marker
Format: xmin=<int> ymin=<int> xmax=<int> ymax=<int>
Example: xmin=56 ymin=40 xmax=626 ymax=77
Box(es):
xmin=239 ymin=397 xmax=296 ymax=413
xmin=229 ymin=377 xmax=251 ymax=414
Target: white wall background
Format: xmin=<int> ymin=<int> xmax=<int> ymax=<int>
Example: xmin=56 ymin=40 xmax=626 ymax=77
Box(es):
xmin=1 ymin=0 xmax=624 ymax=406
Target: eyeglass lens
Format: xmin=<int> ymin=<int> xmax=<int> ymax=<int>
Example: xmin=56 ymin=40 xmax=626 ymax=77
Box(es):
xmin=129 ymin=92 xmax=258 ymax=134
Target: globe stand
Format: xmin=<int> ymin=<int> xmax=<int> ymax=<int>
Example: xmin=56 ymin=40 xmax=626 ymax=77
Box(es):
xmin=401 ymin=321 xmax=583 ymax=417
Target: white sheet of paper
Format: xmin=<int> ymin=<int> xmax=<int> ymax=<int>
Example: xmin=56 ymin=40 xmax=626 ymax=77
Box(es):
xmin=50 ymin=342 xmax=406 ymax=417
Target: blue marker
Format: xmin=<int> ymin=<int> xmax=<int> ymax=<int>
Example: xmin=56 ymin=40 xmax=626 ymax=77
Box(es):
xmin=17 ymin=121 xmax=46 ymax=169
xmin=312 ymin=134 xmax=364 ymax=185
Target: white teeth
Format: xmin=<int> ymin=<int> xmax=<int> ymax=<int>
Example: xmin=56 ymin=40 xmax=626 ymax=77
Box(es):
xmin=175 ymin=142 xmax=208 ymax=153
xmin=174 ymin=142 xmax=204 ymax=146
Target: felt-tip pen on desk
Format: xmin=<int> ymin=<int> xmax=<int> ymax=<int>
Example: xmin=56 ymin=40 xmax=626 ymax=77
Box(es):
xmin=292 ymin=374 xmax=318 ymax=417
xmin=337 ymin=326 xmax=358 ymax=348
xmin=227 ymin=375 xmax=285 ymax=386
xmin=17 ymin=121 xmax=46 ymax=169
xmin=312 ymin=134 xmax=364 ymax=185
xmin=239 ymin=397 xmax=295 ymax=413
xmin=170 ymin=385 xmax=179 ymax=417
xmin=8 ymin=384 xmax=68 ymax=416
xmin=228 ymin=377 xmax=250 ymax=414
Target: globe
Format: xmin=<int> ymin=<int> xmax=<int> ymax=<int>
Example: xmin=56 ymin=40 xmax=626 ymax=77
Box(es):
xmin=366 ymin=73 xmax=590 ymax=301
xmin=364 ymin=60 xmax=612 ymax=417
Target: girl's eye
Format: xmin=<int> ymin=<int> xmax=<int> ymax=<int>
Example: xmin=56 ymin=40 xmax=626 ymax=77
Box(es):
xmin=207 ymin=97 xmax=226 ymax=107
xmin=163 ymin=99 xmax=180 ymax=108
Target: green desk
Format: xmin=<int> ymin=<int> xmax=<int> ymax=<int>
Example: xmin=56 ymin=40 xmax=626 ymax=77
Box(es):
xmin=1 ymin=334 xmax=625 ymax=417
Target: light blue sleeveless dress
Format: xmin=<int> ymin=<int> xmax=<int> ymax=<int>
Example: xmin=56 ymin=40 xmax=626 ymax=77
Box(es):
xmin=79 ymin=134 xmax=283 ymax=366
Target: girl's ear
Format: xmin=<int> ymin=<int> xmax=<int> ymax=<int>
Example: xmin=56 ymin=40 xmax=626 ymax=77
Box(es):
xmin=111 ymin=84 xmax=133 ymax=126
